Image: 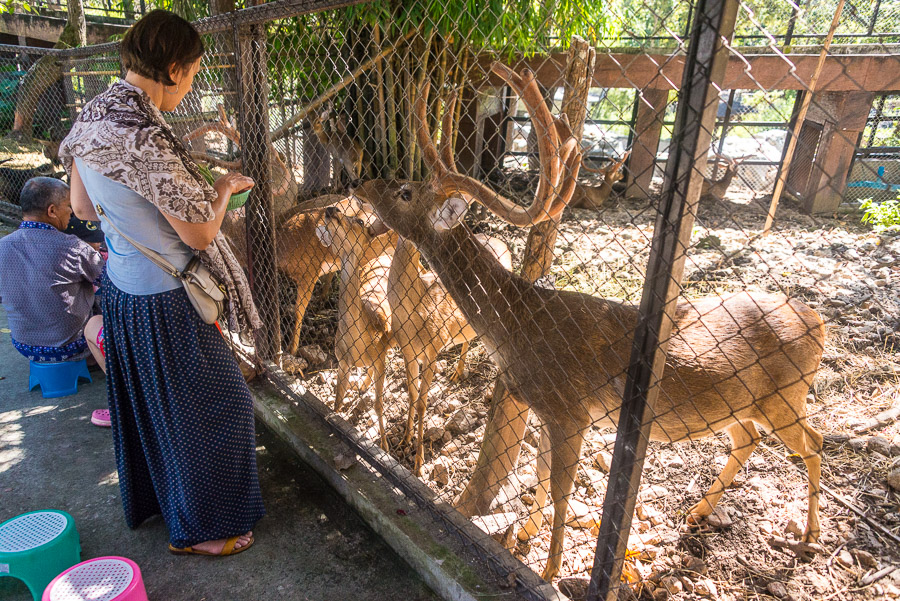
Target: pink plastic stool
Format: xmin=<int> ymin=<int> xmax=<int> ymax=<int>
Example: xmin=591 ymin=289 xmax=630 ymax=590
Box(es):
xmin=42 ymin=556 xmax=147 ymax=601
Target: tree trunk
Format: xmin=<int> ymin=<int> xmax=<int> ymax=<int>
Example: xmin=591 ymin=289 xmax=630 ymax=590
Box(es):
xmin=8 ymin=0 xmax=86 ymax=140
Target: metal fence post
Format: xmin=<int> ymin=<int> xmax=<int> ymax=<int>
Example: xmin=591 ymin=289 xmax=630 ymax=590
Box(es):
xmin=234 ymin=21 xmax=282 ymax=362
xmin=586 ymin=0 xmax=739 ymax=599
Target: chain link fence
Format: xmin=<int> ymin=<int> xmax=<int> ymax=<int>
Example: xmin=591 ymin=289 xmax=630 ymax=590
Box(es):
xmin=1 ymin=0 xmax=899 ymax=599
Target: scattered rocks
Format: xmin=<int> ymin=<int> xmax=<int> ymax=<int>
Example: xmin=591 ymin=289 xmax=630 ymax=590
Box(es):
xmin=868 ymin=435 xmax=893 ymax=457
xmin=446 ymin=408 xmax=480 ymax=435
xmin=836 ymin=549 xmax=855 ymax=568
xmin=557 ymin=577 xmax=590 ymax=601
xmin=766 ymin=581 xmax=790 ymax=600
xmin=594 ymin=451 xmax=612 ymax=473
xmin=282 ymin=354 xmax=308 ymax=375
xmin=423 ymin=425 xmax=444 ymax=442
xmin=681 ymin=555 xmax=708 ymax=575
xmin=566 ymin=499 xmax=600 ymax=529
xmin=660 ymin=576 xmax=683 ymax=595
xmin=853 ymin=548 xmax=879 ymax=569
xmin=430 ymin=459 xmax=450 ymax=486
xmin=784 ymin=518 xmax=804 ymax=539
xmin=639 ymin=485 xmax=669 ymax=502
xmin=705 ymin=506 xmax=733 ymax=529
xmin=888 ymin=467 xmax=900 ymax=492
xmin=693 ymin=578 xmax=717 ymax=597
xmin=297 ymin=344 xmax=327 ymax=365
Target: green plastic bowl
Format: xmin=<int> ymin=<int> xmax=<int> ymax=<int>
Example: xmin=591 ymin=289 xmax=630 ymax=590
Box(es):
xmin=227 ymin=188 xmax=250 ymax=211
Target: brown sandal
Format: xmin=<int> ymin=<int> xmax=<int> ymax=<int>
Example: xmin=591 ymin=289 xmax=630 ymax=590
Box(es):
xmin=168 ymin=534 xmax=254 ymax=556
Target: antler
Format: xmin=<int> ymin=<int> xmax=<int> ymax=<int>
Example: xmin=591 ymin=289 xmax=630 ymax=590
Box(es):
xmin=183 ymin=104 xmax=294 ymax=197
xmin=417 ymin=63 xmax=581 ymax=227
xmin=581 ymin=150 xmax=630 ymax=175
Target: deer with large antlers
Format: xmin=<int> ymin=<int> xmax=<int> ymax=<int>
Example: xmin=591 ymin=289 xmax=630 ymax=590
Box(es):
xmin=569 ymin=151 xmax=630 ymax=209
xmin=350 ymin=63 xmax=825 ymax=580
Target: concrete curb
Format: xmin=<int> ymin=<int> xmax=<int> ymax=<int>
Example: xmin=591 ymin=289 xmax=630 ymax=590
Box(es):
xmin=248 ymin=366 xmax=567 ymax=601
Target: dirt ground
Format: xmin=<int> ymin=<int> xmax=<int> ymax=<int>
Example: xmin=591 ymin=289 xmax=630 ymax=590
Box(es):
xmin=287 ymin=173 xmax=900 ymax=601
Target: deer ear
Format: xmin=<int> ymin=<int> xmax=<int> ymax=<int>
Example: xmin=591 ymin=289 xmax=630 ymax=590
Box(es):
xmin=315 ymin=225 xmax=332 ymax=248
xmin=430 ymin=196 xmax=469 ymax=232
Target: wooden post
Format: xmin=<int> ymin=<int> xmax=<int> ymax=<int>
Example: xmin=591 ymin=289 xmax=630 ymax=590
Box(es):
xmin=455 ymin=36 xmax=595 ymax=517
xmin=587 ymin=0 xmax=739 ymax=597
xmin=804 ymin=91 xmax=875 ymax=214
xmin=234 ymin=22 xmax=281 ymax=361
xmin=625 ymin=87 xmax=669 ymax=199
xmin=762 ymin=0 xmax=846 ymax=233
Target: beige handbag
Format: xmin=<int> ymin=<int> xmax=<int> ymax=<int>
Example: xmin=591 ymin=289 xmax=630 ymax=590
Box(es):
xmin=95 ymin=203 xmax=226 ymax=324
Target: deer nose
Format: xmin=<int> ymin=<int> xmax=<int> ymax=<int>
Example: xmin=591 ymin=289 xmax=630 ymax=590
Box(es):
xmin=324 ymin=206 xmax=340 ymax=219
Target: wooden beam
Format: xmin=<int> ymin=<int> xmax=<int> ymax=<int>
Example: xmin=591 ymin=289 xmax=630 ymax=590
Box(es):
xmin=625 ymin=87 xmax=669 ymax=199
xmin=479 ymin=52 xmax=900 ymax=93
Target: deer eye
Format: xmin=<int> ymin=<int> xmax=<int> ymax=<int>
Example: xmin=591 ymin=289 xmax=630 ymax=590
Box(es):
xmin=398 ymin=186 xmax=412 ymax=202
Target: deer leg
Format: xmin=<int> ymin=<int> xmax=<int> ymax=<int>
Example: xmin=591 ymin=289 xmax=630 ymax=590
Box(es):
xmin=454 ymin=385 xmax=530 ymax=517
xmin=414 ymin=359 xmax=436 ymax=475
xmin=373 ymin=357 xmax=388 ymax=451
xmin=288 ymin=270 xmax=321 ymax=356
xmin=518 ymin=423 xmax=551 ymax=541
xmin=313 ymin=271 xmax=336 ymax=304
xmin=543 ymin=424 xmax=586 ymax=582
xmin=771 ymin=417 xmax=823 ymax=544
xmin=448 ymin=342 xmax=469 ymax=383
xmin=402 ymin=352 xmax=420 ymax=447
xmin=688 ymin=420 xmax=760 ymax=523
xmin=334 ymin=356 xmax=351 ymax=413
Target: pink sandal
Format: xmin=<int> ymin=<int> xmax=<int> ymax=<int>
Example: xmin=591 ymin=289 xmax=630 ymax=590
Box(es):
xmin=91 ymin=409 xmax=111 ymax=428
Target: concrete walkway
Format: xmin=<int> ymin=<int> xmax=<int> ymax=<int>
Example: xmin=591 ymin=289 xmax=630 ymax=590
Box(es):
xmin=0 ymin=306 xmax=437 ymax=600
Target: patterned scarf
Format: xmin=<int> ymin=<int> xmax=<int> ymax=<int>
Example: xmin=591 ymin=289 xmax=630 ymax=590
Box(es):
xmin=58 ymin=80 xmax=262 ymax=336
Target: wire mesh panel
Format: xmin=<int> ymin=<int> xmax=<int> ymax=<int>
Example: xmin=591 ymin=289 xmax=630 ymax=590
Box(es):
xmin=1 ymin=0 xmax=899 ymax=599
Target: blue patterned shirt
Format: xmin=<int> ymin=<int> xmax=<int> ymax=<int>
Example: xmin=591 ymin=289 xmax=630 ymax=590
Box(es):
xmin=0 ymin=221 xmax=104 ymax=350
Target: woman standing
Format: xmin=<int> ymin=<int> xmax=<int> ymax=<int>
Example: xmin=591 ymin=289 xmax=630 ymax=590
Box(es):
xmin=59 ymin=9 xmax=265 ymax=556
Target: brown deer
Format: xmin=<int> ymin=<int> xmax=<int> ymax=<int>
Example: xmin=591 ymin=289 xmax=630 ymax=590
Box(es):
xmin=389 ymin=234 xmax=512 ymax=475
xmin=312 ymin=104 xmax=364 ymax=184
xmin=701 ymin=154 xmax=751 ymax=201
xmin=569 ymin=151 xmax=630 ymax=209
xmin=316 ymin=206 xmax=398 ymax=448
xmin=219 ymin=195 xmax=379 ymax=358
xmin=350 ymin=63 xmax=825 ymax=580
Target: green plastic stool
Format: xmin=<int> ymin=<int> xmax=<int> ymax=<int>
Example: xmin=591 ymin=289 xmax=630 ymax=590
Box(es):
xmin=0 ymin=510 xmax=80 ymax=601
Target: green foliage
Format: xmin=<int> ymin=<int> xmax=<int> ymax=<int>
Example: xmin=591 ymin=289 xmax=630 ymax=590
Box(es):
xmin=861 ymin=197 xmax=900 ymax=230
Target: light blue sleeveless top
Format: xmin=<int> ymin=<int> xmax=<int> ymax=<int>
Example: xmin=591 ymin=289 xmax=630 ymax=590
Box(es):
xmin=77 ymin=158 xmax=195 ymax=296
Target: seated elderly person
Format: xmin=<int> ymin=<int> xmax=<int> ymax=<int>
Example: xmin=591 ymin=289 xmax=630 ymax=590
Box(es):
xmin=0 ymin=177 xmax=104 ymax=370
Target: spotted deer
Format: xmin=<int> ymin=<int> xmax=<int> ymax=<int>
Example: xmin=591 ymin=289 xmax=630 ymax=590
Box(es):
xmin=569 ymin=151 xmax=630 ymax=209
xmin=350 ymin=63 xmax=825 ymax=580
xmin=316 ymin=206 xmax=398 ymax=448
xmin=389 ymin=233 xmax=512 ymax=475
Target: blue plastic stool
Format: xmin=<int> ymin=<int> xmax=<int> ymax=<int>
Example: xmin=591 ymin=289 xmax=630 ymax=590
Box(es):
xmin=0 ymin=510 xmax=81 ymax=601
xmin=28 ymin=360 xmax=92 ymax=399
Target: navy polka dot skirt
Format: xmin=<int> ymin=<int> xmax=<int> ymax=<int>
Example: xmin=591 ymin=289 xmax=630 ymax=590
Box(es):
xmin=102 ymin=278 xmax=265 ymax=548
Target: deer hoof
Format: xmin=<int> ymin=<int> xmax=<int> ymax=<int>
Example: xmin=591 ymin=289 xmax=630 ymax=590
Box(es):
xmin=541 ymin=560 xmax=561 ymax=582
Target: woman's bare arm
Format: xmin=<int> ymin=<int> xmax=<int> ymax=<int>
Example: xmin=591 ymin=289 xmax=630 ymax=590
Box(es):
xmin=162 ymin=173 xmax=254 ymax=251
xmin=70 ymin=162 xmax=101 ymax=221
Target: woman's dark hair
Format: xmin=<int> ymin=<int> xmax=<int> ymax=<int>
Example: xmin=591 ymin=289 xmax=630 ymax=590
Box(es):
xmin=120 ymin=10 xmax=204 ymax=86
